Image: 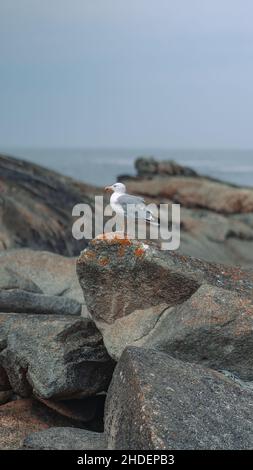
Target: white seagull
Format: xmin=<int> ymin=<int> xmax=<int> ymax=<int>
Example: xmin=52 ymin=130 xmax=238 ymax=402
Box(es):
xmin=105 ymin=182 xmax=159 ymax=224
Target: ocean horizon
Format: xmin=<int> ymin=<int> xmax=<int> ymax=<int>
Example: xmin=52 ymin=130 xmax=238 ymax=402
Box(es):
xmin=1 ymin=147 xmax=253 ymax=188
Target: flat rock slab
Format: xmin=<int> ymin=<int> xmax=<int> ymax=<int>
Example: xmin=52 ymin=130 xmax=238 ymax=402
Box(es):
xmin=121 ymin=175 xmax=253 ymax=214
xmin=0 ymin=314 xmax=114 ymax=399
xmin=23 ymin=427 xmax=106 ymax=450
xmin=0 ymin=249 xmax=85 ymax=304
xmin=105 ymin=347 xmax=253 ymax=450
xmin=0 ymin=266 xmax=42 ymax=293
xmin=0 ymin=289 xmax=81 ymax=316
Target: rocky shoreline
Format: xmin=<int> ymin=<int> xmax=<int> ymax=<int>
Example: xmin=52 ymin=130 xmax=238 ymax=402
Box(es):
xmin=1 ymin=153 xmax=253 ymax=449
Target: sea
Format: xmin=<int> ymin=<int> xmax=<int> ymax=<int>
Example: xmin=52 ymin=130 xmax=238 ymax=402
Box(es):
xmin=1 ymin=147 xmax=253 ymax=188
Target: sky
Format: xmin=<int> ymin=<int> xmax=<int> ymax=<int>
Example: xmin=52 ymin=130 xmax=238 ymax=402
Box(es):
xmin=0 ymin=0 xmax=253 ymax=148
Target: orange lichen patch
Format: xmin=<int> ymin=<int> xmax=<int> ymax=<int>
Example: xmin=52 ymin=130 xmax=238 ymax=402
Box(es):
xmin=114 ymin=236 xmax=132 ymax=246
xmin=98 ymin=256 xmax=109 ymax=266
xmin=134 ymin=247 xmax=145 ymax=257
xmin=83 ymin=250 xmax=96 ymax=259
xmin=118 ymin=245 xmax=126 ymax=257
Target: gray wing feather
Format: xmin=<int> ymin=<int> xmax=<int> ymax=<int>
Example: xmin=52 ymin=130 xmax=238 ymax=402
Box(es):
xmin=117 ymin=194 xmax=145 ymax=207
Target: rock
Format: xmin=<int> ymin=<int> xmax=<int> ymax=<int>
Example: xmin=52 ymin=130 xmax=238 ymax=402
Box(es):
xmin=134 ymin=156 xmax=198 ymax=178
xmin=0 ymin=398 xmax=86 ymax=449
xmin=0 ymin=249 xmax=83 ymax=301
xmin=77 ymin=236 xmax=253 ymax=360
xmin=23 ymin=427 xmax=106 ymax=450
xmin=139 ymin=284 xmax=253 ymax=381
xmin=0 ymin=153 xmax=100 ymax=255
xmin=105 ymin=347 xmax=253 ymax=450
xmin=0 ymin=250 xmax=82 ymax=318
xmin=0 ymin=266 xmax=42 ymax=293
xmin=118 ymin=157 xmax=253 ymax=266
xmin=0 ymin=390 xmax=12 ymax=405
xmin=0 ymin=248 xmax=87 ymax=314
xmin=177 ymin=206 xmax=253 ymax=267
xmin=120 ymin=173 xmax=253 ymax=215
xmin=37 ymin=395 xmax=105 ymax=424
xmin=0 ymin=365 xmax=11 ymax=404
xmin=0 ymin=314 xmax=115 ymax=399
xmin=0 ymin=290 xmax=81 ymax=316
xmin=0 ymin=366 xmax=10 ymax=391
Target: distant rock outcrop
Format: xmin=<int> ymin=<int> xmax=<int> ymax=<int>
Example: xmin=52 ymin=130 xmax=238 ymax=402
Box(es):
xmin=135 ymin=156 xmax=198 ymax=178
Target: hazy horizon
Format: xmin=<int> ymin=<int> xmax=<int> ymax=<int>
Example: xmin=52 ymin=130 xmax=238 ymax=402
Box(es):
xmin=2 ymin=147 xmax=253 ymax=188
xmin=1 ymin=1 xmax=253 ymax=148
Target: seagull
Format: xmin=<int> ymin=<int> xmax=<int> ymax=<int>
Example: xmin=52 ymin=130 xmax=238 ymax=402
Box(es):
xmin=105 ymin=182 xmax=159 ymax=225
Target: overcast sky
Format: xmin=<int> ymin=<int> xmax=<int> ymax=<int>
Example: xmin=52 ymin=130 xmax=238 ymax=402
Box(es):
xmin=0 ymin=0 xmax=253 ymax=148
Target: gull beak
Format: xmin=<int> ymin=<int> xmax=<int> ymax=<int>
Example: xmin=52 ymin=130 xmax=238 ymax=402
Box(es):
xmin=105 ymin=186 xmax=113 ymax=193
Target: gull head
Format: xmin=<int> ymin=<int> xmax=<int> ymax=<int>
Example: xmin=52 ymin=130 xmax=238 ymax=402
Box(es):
xmin=105 ymin=182 xmax=126 ymax=194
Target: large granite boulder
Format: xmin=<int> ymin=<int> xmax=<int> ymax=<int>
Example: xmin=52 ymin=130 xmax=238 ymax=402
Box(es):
xmin=0 ymin=314 xmax=114 ymax=399
xmin=23 ymin=427 xmax=106 ymax=450
xmin=105 ymin=347 xmax=253 ymax=450
xmin=0 ymin=153 xmax=100 ymax=255
xmin=77 ymin=236 xmax=253 ymax=366
xmin=139 ymin=284 xmax=253 ymax=381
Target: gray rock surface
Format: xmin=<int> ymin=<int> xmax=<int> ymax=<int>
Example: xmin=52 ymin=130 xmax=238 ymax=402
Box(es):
xmin=0 ymin=314 xmax=114 ymax=399
xmin=0 ymin=289 xmax=81 ymax=316
xmin=134 ymin=156 xmax=198 ymax=178
xmin=0 ymin=249 xmax=85 ymax=303
xmin=77 ymin=237 xmax=253 ymax=361
xmin=23 ymin=427 xmax=106 ymax=450
xmin=105 ymin=347 xmax=253 ymax=450
xmin=0 ymin=266 xmax=42 ymax=293
xmin=0 ymin=249 xmax=88 ymax=316
xmin=0 ymin=153 xmax=100 ymax=255
xmin=138 ymin=284 xmax=253 ymax=381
